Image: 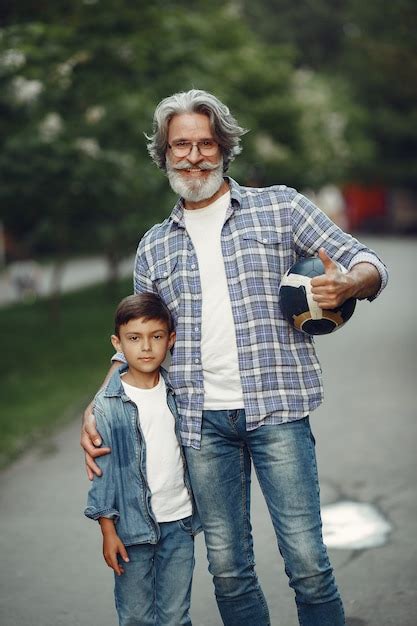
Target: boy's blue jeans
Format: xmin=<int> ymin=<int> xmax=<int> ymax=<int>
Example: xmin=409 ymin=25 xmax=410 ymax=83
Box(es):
xmin=184 ymin=410 xmax=345 ymax=626
xmin=114 ymin=517 xmax=195 ymax=626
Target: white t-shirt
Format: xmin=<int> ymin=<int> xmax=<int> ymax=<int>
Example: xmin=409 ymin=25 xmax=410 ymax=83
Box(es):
xmin=183 ymin=191 xmax=244 ymax=409
xmin=121 ymin=375 xmax=192 ymax=523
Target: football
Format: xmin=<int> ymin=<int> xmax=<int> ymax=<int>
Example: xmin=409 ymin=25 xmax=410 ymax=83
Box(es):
xmin=279 ymin=257 xmax=356 ymax=335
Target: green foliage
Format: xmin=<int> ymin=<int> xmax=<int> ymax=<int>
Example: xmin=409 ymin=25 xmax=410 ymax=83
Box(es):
xmin=241 ymin=0 xmax=348 ymax=69
xmin=240 ymin=0 xmax=417 ymax=187
xmin=0 ymin=2 xmax=307 ymax=263
xmin=0 ymin=277 xmax=132 ymax=468
xmin=0 ymin=14 xmax=164 ymax=261
xmin=2 ymin=0 xmax=414 ymax=269
xmin=341 ymin=0 xmax=417 ymax=185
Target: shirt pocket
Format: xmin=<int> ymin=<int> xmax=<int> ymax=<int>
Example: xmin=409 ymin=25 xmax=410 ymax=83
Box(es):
xmin=148 ymin=256 xmax=181 ymax=311
xmin=240 ymin=230 xmax=283 ymax=277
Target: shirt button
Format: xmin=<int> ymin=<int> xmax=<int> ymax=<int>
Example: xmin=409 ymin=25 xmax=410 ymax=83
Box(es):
xmin=191 ymin=264 xmax=196 ymax=270
xmin=163 ymin=271 xmax=168 ymax=276
xmin=263 ymin=238 xmax=268 ymax=243
xmin=194 ymin=358 xmax=200 ymax=364
xmin=194 ymin=327 xmax=199 ymax=332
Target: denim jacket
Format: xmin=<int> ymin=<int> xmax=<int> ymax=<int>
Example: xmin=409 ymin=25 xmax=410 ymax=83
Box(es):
xmin=84 ymin=365 xmax=201 ymax=546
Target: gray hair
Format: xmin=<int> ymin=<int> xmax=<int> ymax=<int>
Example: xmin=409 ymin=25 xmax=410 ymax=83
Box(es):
xmin=146 ymin=89 xmax=248 ymax=172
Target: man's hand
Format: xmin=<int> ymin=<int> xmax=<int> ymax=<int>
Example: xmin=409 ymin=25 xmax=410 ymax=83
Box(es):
xmin=80 ymin=401 xmax=111 ymax=480
xmin=80 ymin=361 xmax=122 ymax=479
xmin=100 ymin=518 xmax=129 ymax=576
xmin=310 ymin=248 xmax=354 ymax=309
xmin=310 ymin=248 xmax=381 ymax=308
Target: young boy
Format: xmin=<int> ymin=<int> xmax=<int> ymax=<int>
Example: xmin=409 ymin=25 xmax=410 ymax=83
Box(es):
xmin=85 ymin=293 xmax=200 ymax=626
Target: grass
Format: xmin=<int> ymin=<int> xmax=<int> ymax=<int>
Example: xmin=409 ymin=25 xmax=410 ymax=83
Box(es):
xmin=0 ymin=278 xmax=132 ymax=469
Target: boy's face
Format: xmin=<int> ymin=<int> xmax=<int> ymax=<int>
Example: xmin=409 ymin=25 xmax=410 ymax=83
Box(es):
xmin=111 ymin=317 xmax=175 ymax=382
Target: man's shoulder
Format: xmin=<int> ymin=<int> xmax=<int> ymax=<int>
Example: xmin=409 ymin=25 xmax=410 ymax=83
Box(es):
xmin=136 ymin=216 xmax=176 ymax=255
xmin=93 ymin=368 xmax=125 ymax=411
xmin=144 ymin=216 xmax=172 ymax=238
xmin=230 ymin=178 xmax=299 ymax=208
xmin=136 ymin=218 xmax=174 ymax=260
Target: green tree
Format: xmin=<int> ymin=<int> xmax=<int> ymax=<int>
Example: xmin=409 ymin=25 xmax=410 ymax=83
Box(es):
xmin=0 ymin=1 xmax=306 ymax=267
xmin=240 ymin=0 xmax=348 ymax=70
xmin=2 ymin=0 xmax=367 ymax=299
xmin=341 ymin=0 xmax=417 ymax=185
xmin=239 ymin=0 xmax=417 ymax=187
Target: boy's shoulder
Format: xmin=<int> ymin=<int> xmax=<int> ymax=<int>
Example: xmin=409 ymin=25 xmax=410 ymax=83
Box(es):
xmin=92 ymin=385 xmax=106 ymax=406
xmin=93 ymin=366 xmax=125 ymax=413
xmin=92 ymin=388 xmax=109 ymax=420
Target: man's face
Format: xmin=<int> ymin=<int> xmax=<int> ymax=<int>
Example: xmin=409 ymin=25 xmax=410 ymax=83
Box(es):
xmin=166 ymin=113 xmax=224 ymax=205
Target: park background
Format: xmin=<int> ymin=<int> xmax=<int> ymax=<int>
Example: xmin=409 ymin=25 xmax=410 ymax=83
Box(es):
xmin=0 ymin=1 xmax=416 ymax=625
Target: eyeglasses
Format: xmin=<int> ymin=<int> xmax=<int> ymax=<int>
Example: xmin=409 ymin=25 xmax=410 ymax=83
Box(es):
xmin=168 ymin=139 xmax=218 ymax=158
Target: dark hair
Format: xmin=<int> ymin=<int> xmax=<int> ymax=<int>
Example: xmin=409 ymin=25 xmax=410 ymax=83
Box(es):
xmin=114 ymin=293 xmax=173 ymax=336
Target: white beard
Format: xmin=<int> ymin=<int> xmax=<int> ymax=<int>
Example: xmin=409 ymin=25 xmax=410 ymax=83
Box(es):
xmin=166 ymin=157 xmax=224 ymax=203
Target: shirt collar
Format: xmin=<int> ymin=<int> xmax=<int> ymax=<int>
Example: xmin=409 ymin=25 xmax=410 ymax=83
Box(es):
xmin=228 ymin=176 xmax=243 ymax=207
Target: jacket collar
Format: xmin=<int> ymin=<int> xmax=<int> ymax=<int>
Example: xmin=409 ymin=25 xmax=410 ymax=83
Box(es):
xmin=103 ymin=364 xmax=174 ymax=398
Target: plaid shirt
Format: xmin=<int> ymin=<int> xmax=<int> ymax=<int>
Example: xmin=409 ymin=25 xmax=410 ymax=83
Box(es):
xmin=130 ymin=178 xmax=388 ymax=448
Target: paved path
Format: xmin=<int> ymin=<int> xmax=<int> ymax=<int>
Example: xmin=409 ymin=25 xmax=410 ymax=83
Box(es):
xmin=0 ymin=255 xmax=135 ymax=307
xmin=1 ymin=236 xmax=416 ymax=625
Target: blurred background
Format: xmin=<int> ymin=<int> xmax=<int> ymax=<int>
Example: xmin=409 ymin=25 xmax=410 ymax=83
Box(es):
xmin=4 ymin=0 xmax=416 ymax=462
xmin=0 ymin=2 xmax=416 ymax=624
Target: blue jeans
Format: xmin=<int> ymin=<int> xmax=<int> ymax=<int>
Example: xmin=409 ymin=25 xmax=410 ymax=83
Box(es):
xmin=184 ymin=411 xmax=345 ymax=626
xmin=114 ymin=517 xmax=195 ymax=625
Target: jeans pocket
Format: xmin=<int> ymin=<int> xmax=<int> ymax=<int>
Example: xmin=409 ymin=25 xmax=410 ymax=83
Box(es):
xmin=178 ymin=515 xmax=193 ymax=534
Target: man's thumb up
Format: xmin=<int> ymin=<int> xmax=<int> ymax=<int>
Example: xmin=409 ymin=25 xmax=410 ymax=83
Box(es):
xmin=318 ymin=247 xmax=337 ymax=273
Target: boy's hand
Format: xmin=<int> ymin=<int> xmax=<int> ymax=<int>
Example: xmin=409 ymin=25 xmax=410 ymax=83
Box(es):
xmin=100 ymin=520 xmax=130 ymax=576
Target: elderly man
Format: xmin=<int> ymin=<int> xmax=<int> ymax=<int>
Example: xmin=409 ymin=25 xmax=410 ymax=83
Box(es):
xmin=82 ymin=89 xmax=387 ymax=626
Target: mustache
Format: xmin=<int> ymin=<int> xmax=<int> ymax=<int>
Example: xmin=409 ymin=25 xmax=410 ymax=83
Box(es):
xmin=172 ymin=160 xmax=221 ymax=171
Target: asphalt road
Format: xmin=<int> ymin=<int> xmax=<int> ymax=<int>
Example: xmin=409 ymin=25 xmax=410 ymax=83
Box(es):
xmin=0 ymin=236 xmax=416 ymax=626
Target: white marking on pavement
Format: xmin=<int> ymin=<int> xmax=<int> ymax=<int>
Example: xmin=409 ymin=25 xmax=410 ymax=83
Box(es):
xmin=322 ymin=500 xmax=391 ymax=549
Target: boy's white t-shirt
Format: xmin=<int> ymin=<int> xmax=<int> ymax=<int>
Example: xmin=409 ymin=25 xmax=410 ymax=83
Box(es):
xmin=183 ymin=191 xmax=244 ymax=409
xmin=121 ymin=375 xmax=192 ymax=523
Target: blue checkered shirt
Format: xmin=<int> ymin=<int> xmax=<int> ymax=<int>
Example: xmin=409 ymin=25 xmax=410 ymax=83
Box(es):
xmin=122 ymin=178 xmax=388 ymax=448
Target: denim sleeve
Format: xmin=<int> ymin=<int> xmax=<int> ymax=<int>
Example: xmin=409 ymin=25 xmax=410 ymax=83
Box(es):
xmin=84 ymin=400 xmax=120 ymax=522
xmin=289 ymin=189 xmax=388 ymax=300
